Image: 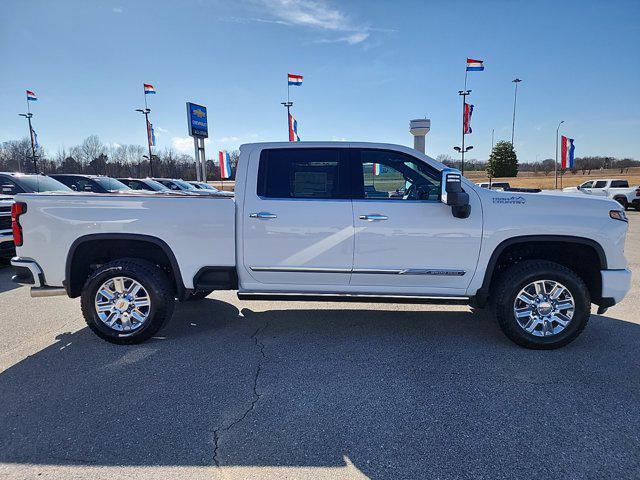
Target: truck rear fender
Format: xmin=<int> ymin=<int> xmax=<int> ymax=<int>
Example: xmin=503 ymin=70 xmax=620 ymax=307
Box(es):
xmin=65 ymin=234 xmax=187 ymax=299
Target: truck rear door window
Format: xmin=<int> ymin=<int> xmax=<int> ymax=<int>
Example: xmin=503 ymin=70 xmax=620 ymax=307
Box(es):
xmin=257 ymin=149 xmax=349 ymax=199
xmin=611 ymin=180 xmax=629 ymax=188
xmin=593 ymin=181 xmax=607 ymax=188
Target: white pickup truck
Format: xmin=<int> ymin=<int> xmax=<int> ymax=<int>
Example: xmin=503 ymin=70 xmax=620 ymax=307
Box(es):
xmin=11 ymin=142 xmax=632 ymax=349
xmin=563 ymin=179 xmax=640 ymax=210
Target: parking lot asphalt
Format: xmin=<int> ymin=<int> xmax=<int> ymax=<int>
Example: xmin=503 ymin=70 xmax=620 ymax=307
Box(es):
xmin=0 ymin=212 xmax=638 ymax=480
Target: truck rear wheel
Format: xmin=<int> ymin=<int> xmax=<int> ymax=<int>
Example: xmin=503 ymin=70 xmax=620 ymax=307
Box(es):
xmin=80 ymin=259 xmax=175 ymax=344
xmin=493 ymin=260 xmax=590 ymax=349
xmin=613 ymin=196 xmax=629 ymax=210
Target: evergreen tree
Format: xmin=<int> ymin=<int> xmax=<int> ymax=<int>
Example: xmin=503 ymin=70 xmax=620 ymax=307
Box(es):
xmin=486 ymin=141 xmax=518 ymax=178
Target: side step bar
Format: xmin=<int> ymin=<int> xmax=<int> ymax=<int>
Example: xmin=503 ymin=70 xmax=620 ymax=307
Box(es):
xmin=237 ymin=292 xmax=470 ymax=305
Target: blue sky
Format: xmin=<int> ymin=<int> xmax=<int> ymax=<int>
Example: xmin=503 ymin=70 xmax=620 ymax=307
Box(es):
xmin=1 ymin=0 xmax=639 ymax=162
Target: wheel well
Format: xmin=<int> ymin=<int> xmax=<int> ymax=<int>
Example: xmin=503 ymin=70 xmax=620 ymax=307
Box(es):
xmin=481 ymin=239 xmax=604 ymax=305
xmin=66 ymin=236 xmax=184 ymax=298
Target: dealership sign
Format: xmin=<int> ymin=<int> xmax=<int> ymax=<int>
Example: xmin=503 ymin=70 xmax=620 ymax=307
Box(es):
xmin=186 ymin=102 xmax=208 ymax=138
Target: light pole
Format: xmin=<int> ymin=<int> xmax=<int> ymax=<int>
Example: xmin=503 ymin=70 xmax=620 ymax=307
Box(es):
xmin=136 ymin=108 xmax=154 ymax=176
xmin=458 ymin=89 xmax=471 ymax=174
xmin=511 ymin=78 xmax=522 ymax=146
xmin=454 ymin=145 xmax=473 ymax=174
xmin=18 ymin=113 xmax=38 ymax=173
xmin=554 ymin=120 xmax=564 ymax=189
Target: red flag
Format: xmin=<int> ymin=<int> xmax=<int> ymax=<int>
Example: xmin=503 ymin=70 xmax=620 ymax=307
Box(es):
xmin=463 ymin=103 xmax=474 ymax=134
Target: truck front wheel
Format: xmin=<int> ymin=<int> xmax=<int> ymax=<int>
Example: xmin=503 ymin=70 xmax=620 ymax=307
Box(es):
xmin=493 ymin=260 xmax=590 ymax=349
xmin=80 ymin=259 xmax=175 ymax=344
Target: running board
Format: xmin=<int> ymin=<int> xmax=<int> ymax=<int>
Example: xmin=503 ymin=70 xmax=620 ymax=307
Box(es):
xmin=237 ymin=292 xmax=470 ymax=305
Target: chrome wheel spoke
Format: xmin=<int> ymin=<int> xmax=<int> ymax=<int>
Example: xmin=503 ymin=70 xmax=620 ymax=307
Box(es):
xmin=534 ymin=281 xmax=545 ymax=296
xmin=552 ymin=313 xmax=570 ymax=327
xmin=113 ymin=277 xmax=125 ymax=294
xmin=96 ymin=302 xmax=112 ymax=313
xmin=555 ymin=301 xmax=574 ymax=311
xmin=515 ymin=307 xmax=532 ymax=319
xmin=523 ymin=317 xmax=538 ymax=333
xmin=126 ymin=284 xmax=142 ymax=297
xmin=135 ymin=297 xmax=150 ymax=308
xmin=549 ymin=284 xmax=565 ymax=300
xmin=517 ymin=292 xmax=536 ymax=305
xmin=98 ymin=288 xmax=115 ymax=301
xmin=130 ymin=309 xmax=146 ymax=323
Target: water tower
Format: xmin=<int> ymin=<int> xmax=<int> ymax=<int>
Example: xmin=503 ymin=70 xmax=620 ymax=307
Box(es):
xmin=409 ymin=119 xmax=430 ymax=154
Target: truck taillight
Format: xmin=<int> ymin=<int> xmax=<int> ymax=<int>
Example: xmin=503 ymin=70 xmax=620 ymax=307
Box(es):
xmin=11 ymin=202 xmax=27 ymax=247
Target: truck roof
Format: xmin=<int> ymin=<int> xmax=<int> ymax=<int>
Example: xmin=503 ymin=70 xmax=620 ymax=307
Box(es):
xmin=239 ymin=141 xmax=444 ymax=168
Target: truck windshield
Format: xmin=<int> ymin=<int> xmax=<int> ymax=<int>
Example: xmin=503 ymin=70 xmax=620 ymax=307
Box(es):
xmin=93 ymin=177 xmax=132 ymax=192
xmin=16 ymin=175 xmax=72 ymax=193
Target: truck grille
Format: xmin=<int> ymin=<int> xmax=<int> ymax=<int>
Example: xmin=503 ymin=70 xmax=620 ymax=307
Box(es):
xmin=0 ymin=215 xmax=11 ymax=230
xmin=0 ymin=206 xmax=10 ymax=213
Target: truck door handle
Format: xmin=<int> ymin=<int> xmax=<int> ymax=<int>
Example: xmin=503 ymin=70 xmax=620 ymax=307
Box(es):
xmin=249 ymin=212 xmax=277 ymax=219
xmin=359 ymin=214 xmax=388 ymax=221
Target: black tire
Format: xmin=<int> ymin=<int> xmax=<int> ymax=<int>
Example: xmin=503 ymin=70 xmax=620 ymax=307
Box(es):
xmin=186 ymin=289 xmax=213 ymax=301
xmin=614 ymin=197 xmax=628 ymax=210
xmin=492 ymin=260 xmax=590 ymax=349
xmin=80 ymin=259 xmax=175 ymax=344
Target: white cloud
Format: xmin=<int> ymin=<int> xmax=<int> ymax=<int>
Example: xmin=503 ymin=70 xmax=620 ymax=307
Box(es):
xmin=172 ymin=136 xmax=210 ymax=153
xmin=217 ymin=136 xmax=241 ymax=143
xmin=247 ymin=0 xmax=372 ymax=44
xmin=112 ymin=6 xmax=123 ymax=13
xmin=155 ymin=126 xmax=170 ymax=135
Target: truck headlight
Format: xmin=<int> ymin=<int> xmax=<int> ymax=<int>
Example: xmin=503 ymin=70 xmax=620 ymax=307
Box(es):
xmin=610 ymin=210 xmax=628 ymax=222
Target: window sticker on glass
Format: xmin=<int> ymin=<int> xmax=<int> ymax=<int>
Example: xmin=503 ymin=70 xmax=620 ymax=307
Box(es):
xmin=293 ymin=171 xmax=329 ymax=196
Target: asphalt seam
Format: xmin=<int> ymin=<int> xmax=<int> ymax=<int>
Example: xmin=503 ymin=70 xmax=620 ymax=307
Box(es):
xmin=212 ymin=320 xmax=269 ymax=468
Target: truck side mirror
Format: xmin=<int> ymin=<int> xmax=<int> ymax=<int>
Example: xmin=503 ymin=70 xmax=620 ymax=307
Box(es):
xmin=440 ymin=169 xmax=471 ymax=219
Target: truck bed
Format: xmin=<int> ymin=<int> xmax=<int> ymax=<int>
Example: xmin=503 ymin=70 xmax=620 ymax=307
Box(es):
xmin=15 ymin=192 xmax=236 ymax=289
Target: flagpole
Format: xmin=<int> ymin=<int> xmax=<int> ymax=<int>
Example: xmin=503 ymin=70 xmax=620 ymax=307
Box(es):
xmin=554 ymin=120 xmax=564 ymax=189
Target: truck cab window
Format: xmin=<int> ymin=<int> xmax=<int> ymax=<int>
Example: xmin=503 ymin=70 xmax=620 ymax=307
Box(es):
xmin=593 ymin=181 xmax=607 ymax=188
xmin=257 ymin=148 xmax=349 ymax=199
xmin=355 ymin=149 xmax=440 ymax=201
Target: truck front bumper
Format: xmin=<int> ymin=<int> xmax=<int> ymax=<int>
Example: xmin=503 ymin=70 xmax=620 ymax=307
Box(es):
xmin=600 ymin=269 xmax=632 ymax=307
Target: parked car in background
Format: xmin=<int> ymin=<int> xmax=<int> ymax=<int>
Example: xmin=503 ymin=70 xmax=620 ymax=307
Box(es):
xmin=50 ymin=174 xmax=133 ymax=193
xmin=477 ymin=182 xmax=511 ymax=191
xmin=562 ymin=179 xmax=640 ymax=210
xmin=189 ymin=181 xmax=234 ymax=196
xmin=0 ymin=172 xmax=72 ymax=196
xmin=188 ymin=181 xmax=218 ymax=191
xmin=117 ymin=177 xmax=185 ymax=194
xmin=152 ymin=178 xmax=216 ymax=195
xmin=0 ymin=196 xmax=14 ymax=263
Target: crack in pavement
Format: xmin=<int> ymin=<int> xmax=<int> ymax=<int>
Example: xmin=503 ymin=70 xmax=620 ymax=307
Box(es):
xmin=212 ymin=320 xmax=269 ymax=468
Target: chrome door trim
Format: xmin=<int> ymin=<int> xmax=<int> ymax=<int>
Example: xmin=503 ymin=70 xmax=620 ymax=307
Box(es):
xmin=399 ymin=268 xmax=466 ymax=276
xmin=249 ymin=266 xmax=465 ymax=276
xmin=250 ymin=266 xmax=351 ymax=273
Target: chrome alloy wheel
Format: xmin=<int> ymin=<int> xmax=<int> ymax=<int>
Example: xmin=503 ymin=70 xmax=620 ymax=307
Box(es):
xmin=513 ymin=280 xmax=575 ymax=337
xmin=94 ymin=276 xmax=151 ymax=332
